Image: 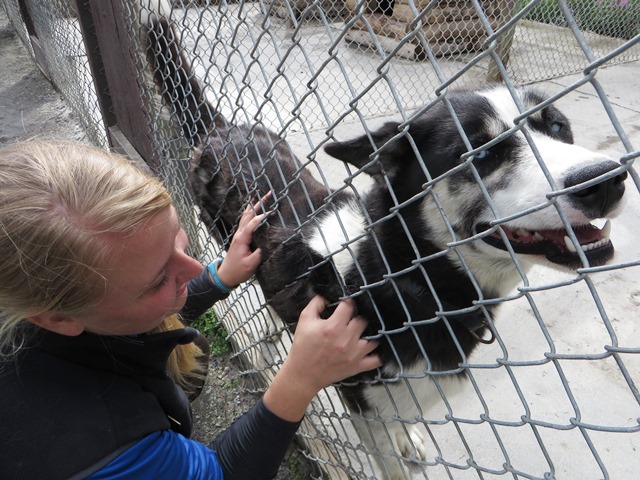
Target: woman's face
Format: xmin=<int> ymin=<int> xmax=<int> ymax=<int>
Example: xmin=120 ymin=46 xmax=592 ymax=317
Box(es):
xmin=75 ymin=206 xmax=204 ymax=335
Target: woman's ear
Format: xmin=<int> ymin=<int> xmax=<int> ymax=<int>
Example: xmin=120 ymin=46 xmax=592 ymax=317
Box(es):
xmin=26 ymin=313 xmax=86 ymax=337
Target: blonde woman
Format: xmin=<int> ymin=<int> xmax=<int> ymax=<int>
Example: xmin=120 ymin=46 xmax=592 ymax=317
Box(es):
xmin=0 ymin=140 xmax=380 ymax=480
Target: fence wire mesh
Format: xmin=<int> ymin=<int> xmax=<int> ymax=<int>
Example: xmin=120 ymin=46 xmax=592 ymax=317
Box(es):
xmin=3 ymin=0 xmax=639 ymax=478
xmin=2 ymin=0 xmax=108 ymax=147
xmin=2 ymin=0 xmax=31 ymax=53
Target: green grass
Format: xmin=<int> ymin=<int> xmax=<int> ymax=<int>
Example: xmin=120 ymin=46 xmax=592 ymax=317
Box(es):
xmin=286 ymin=456 xmax=305 ymax=480
xmin=285 ymin=456 xmax=304 ymax=480
xmin=191 ymin=309 xmax=232 ymax=356
xmin=526 ymin=0 xmax=640 ymax=40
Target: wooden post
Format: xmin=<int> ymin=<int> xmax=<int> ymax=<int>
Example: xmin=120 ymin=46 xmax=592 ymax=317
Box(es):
xmin=73 ymin=0 xmax=159 ymax=171
xmin=73 ymin=0 xmax=202 ymax=254
xmin=16 ymin=0 xmax=51 ymax=79
xmin=487 ymin=0 xmax=518 ymax=83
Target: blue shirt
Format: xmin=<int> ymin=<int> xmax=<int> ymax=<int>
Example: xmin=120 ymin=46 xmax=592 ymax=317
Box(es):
xmin=87 ymin=430 xmax=223 ymax=479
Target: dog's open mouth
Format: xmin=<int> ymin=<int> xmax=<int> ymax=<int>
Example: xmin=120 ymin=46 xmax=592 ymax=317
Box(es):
xmin=478 ymin=220 xmax=614 ymax=266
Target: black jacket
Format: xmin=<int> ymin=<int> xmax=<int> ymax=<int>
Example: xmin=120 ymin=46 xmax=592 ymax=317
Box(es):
xmin=0 ymin=268 xmax=300 ymax=480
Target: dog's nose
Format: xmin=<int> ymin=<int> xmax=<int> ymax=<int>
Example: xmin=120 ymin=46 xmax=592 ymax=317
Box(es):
xmin=564 ymin=160 xmax=627 ymax=217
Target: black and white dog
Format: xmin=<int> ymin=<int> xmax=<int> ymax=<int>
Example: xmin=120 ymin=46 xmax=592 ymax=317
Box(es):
xmin=144 ymin=8 xmax=626 ymax=478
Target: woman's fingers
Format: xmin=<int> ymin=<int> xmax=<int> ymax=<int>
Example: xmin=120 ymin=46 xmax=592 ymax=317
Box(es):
xmin=236 ymin=191 xmax=272 ymax=234
xmin=301 ymin=294 xmax=328 ymax=319
xmin=324 ymin=298 xmax=355 ymax=325
xmin=254 ymin=191 xmax=272 ymax=213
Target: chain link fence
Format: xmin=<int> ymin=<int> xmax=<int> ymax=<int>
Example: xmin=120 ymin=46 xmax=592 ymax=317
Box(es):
xmin=515 ymin=0 xmax=639 ymax=81
xmin=3 ymin=0 xmax=639 ymax=478
xmin=2 ymin=0 xmax=108 ymax=148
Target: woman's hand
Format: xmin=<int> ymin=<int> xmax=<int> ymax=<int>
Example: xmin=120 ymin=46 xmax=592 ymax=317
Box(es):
xmin=216 ymin=193 xmax=271 ymax=287
xmin=263 ymin=296 xmax=381 ymax=422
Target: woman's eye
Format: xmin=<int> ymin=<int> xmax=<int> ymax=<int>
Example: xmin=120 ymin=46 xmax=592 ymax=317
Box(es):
xmin=151 ymin=276 xmax=169 ymax=291
xmin=551 ymin=122 xmax=563 ymax=133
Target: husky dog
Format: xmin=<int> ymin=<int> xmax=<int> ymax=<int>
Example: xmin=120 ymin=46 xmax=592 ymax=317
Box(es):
xmin=143 ymin=7 xmax=626 ymax=478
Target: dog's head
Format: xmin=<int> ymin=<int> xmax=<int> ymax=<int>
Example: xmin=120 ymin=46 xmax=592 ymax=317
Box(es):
xmin=324 ymin=86 xmax=627 ymax=274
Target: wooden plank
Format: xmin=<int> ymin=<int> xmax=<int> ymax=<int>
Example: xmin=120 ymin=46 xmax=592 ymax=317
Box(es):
xmin=108 ymin=125 xmax=153 ymax=174
xmin=73 ymin=0 xmax=115 ymax=131
xmin=17 ymin=0 xmax=36 ymax=36
xmin=487 ymin=0 xmax=517 ymax=82
xmin=15 ymin=1 xmax=51 ymax=79
xmin=419 ymin=17 xmax=487 ymax=41
xmin=353 ymin=12 xmax=488 ymax=40
xmin=392 ymin=3 xmax=477 ymax=24
xmin=345 ymin=0 xmax=378 ymax=14
xmin=27 ymin=35 xmax=52 ymax=80
xmin=82 ymin=0 xmax=158 ymax=170
xmin=352 ymin=13 xmax=408 ymax=39
xmin=345 ymin=28 xmax=419 ymax=59
xmin=348 ymin=12 xmax=494 ymax=60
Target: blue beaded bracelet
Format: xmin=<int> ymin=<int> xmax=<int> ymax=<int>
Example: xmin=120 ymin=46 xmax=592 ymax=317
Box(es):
xmin=207 ymin=258 xmax=233 ymax=294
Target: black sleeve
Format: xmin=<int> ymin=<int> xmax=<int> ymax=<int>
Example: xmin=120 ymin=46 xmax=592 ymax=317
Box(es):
xmin=210 ymin=398 xmax=302 ymax=480
xmin=180 ymin=267 xmax=231 ymax=323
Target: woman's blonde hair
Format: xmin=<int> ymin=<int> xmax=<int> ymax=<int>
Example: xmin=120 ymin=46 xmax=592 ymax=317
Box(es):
xmin=0 ymin=140 xmax=203 ymax=387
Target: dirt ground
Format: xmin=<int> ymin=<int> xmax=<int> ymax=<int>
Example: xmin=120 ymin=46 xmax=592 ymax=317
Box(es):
xmin=0 ymin=18 xmax=88 ymax=144
xmin=0 ymin=9 xmax=314 ymax=479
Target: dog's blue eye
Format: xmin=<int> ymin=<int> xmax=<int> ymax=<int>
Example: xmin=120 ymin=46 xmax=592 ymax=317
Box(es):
xmin=551 ymin=122 xmax=563 ymax=133
xmin=472 ymin=149 xmax=491 ymax=160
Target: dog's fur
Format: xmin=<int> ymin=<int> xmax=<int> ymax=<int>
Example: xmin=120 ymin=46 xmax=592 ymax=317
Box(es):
xmin=144 ymin=9 xmax=626 ymax=478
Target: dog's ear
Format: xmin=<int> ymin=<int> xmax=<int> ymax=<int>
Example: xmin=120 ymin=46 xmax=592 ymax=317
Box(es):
xmin=324 ymin=121 xmax=412 ymax=178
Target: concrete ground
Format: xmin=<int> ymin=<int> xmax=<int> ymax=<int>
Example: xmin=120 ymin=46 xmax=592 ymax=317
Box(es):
xmin=1 ymin=3 xmax=639 ymax=479
xmin=0 ymin=12 xmax=87 ymax=144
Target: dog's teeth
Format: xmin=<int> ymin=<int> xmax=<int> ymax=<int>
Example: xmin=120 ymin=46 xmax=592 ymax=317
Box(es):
xmin=515 ymin=228 xmax=530 ymax=237
xmin=601 ymin=219 xmax=611 ymax=239
xmin=564 ymin=235 xmax=577 ymax=253
xmin=533 ymin=232 xmax=544 ymax=241
xmin=582 ymin=237 xmax=611 ymax=252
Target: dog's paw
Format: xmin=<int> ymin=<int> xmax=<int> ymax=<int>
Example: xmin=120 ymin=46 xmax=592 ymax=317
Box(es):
xmin=395 ymin=425 xmax=428 ymax=461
